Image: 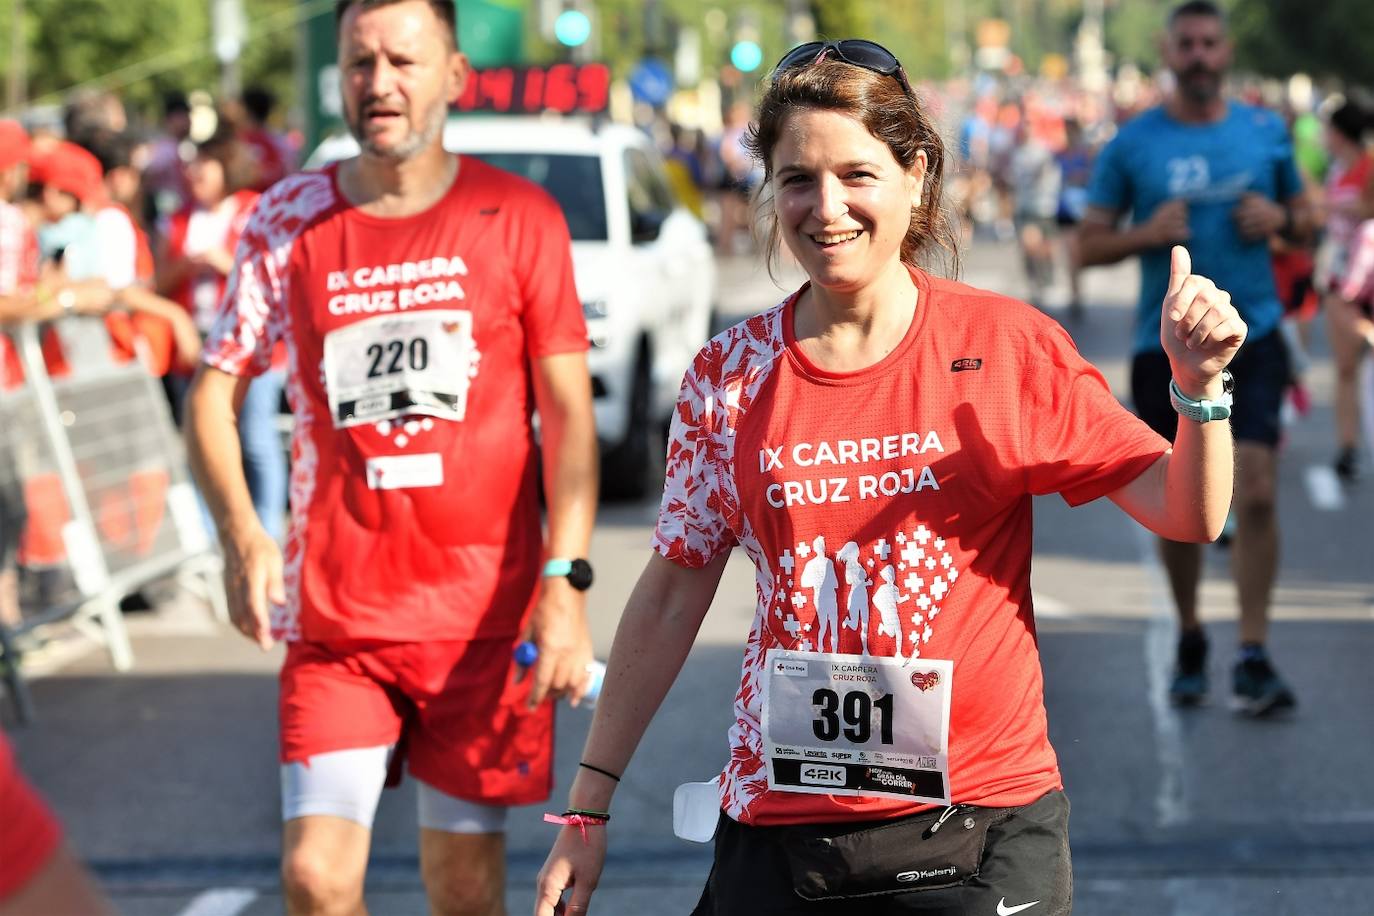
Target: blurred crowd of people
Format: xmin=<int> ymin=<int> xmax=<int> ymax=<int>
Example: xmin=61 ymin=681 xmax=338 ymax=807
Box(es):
xmin=4 ymin=85 xmax=297 ymax=384
xmin=1294 ymin=94 xmax=1374 ymax=482
xmin=0 ymin=86 xmax=299 ymax=630
xmin=651 ymin=100 xmax=765 ymax=257
xmin=947 ymin=78 xmax=1124 ymax=315
xmin=937 ymin=70 xmax=1374 ymax=480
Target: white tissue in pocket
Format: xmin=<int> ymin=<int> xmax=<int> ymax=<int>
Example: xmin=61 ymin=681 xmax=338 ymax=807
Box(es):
xmin=672 ymin=777 xmax=721 ymax=843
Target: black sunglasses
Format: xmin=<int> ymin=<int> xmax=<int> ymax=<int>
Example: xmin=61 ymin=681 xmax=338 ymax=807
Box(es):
xmin=772 ymin=40 xmax=913 ymax=97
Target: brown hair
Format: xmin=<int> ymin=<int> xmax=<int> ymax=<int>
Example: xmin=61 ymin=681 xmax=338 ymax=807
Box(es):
xmin=335 ymin=0 xmax=457 ymax=43
xmin=745 ymin=58 xmax=961 ymax=280
xmin=1168 ymin=0 xmax=1225 ymax=28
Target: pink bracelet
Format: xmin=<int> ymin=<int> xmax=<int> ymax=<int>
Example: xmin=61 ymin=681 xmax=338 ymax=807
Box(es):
xmin=543 ymin=812 xmax=609 ymax=843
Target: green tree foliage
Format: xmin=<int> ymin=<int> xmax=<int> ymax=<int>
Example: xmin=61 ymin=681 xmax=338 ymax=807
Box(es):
xmin=870 ymin=0 xmax=952 ymax=82
xmin=10 ymin=0 xmax=211 ymax=114
xmin=238 ymin=0 xmax=314 ymax=121
xmin=1102 ymin=1 xmax=1167 ymax=72
xmin=809 ymin=0 xmax=871 ymax=40
xmin=3 ymin=0 xmax=303 ymax=124
xmin=1231 ymin=0 xmax=1374 ymax=86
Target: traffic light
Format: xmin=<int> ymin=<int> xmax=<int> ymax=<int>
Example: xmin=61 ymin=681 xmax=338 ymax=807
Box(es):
xmin=730 ymin=40 xmax=763 ymax=73
xmin=554 ymin=9 xmax=592 ymax=47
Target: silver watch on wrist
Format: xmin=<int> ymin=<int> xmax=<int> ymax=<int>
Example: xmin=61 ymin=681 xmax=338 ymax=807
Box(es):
xmin=1169 ymin=369 xmax=1234 ymax=423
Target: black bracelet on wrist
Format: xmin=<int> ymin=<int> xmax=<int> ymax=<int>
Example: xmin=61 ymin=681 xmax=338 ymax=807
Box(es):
xmin=578 ymin=761 xmax=622 ymax=783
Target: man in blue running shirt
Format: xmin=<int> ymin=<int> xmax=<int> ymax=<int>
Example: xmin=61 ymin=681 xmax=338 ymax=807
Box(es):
xmin=1080 ymin=0 xmax=1311 ymax=717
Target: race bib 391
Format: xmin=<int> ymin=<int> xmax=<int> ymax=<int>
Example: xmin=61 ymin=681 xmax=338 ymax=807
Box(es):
xmin=761 ymin=648 xmax=953 ymax=804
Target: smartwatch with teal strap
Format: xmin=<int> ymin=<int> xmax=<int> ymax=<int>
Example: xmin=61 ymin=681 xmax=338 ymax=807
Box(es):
xmin=1169 ymin=369 xmax=1234 ymax=423
xmin=543 ymin=557 xmax=594 ymax=591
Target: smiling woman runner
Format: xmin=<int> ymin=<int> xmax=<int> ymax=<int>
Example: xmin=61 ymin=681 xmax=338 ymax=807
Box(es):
xmin=536 ymin=39 xmax=1245 ymax=916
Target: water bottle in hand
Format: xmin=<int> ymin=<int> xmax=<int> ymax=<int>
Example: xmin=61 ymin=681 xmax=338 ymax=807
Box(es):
xmin=514 ymin=641 xmax=605 ymax=708
xmin=580 ymin=658 xmax=606 ymax=708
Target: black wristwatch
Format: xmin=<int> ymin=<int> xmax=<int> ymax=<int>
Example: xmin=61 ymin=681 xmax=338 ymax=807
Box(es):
xmin=543 ymin=558 xmax=594 ymax=591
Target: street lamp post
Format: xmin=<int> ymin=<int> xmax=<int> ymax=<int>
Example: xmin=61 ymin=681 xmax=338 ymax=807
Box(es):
xmin=1077 ymin=0 xmax=1108 ymax=91
xmin=1084 ymin=0 xmax=1104 ymax=35
xmin=945 ymin=0 xmax=969 ymax=77
xmin=213 ymin=0 xmax=246 ymax=101
xmin=7 ymin=0 xmax=27 ymax=112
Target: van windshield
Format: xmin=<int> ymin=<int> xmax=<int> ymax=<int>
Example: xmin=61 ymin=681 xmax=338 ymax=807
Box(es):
xmin=464 ymin=152 xmax=607 ymax=241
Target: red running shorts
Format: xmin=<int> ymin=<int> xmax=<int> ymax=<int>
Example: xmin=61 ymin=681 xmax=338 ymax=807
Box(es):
xmin=279 ymin=637 xmax=554 ymax=806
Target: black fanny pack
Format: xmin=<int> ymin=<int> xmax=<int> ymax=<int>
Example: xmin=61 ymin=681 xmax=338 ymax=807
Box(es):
xmin=783 ymin=805 xmax=993 ymax=900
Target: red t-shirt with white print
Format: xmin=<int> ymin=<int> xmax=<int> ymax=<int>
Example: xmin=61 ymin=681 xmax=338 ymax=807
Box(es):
xmin=202 ymin=159 xmax=587 ymax=643
xmin=653 ymin=268 xmax=1169 ymax=827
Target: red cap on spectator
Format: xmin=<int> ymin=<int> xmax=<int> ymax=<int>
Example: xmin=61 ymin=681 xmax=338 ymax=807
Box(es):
xmin=0 ymin=120 xmax=30 ymax=171
xmin=28 ymin=140 xmax=106 ymax=205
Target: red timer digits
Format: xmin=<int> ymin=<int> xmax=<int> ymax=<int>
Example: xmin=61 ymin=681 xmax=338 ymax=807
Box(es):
xmin=455 ymin=63 xmax=611 ymax=115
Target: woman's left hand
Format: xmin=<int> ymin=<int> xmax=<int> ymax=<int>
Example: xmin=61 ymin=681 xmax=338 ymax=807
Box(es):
xmin=535 ymin=824 xmax=607 ymax=915
xmin=1160 ymin=245 xmax=1247 ymax=396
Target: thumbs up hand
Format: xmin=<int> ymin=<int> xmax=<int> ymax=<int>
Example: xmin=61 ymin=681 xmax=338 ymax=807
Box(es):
xmin=1160 ymin=246 xmax=1247 ymax=397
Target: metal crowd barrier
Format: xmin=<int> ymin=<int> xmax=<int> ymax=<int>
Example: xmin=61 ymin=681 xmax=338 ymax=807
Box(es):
xmin=0 ymin=315 xmax=224 ymax=723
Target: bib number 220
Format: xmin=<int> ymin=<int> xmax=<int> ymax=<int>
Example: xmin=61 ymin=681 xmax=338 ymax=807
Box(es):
xmin=366 ymin=337 xmax=429 ymax=379
xmin=812 ymin=688 xmax=894 ymax=745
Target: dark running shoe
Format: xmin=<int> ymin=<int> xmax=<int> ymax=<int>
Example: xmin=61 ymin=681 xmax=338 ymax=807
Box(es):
xmin=1231 ymin=655 xmax=1297 ymax=717
xmin=1334 ymin=446 xmax=1359 ymax=484
xmin=1169 ymin=629 xmax=1209 ymax=706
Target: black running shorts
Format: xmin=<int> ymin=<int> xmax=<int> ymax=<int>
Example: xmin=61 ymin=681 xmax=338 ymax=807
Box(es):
xmin=691 ymin=790 xmax=1072 ymax=916
xmin=1130 ymin=330 xmax=1289 ymax=448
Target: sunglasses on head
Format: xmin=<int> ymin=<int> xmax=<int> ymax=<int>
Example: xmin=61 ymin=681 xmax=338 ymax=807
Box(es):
xmin=772 ymin=39 xmax=913 ymax=97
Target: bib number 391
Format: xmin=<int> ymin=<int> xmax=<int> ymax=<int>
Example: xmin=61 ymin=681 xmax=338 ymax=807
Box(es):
xmin=811 ymin=688 xmax=895 ymax=745
xmin=761 ymin=649 xmax=952 ymax=804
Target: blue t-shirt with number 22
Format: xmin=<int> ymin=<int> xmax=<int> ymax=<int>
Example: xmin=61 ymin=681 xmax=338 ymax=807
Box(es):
xmin=1088 ymin=102 xmax=1302 ymax=354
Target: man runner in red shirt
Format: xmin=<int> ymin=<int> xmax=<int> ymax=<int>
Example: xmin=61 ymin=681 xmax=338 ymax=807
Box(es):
xmin=185 ymin=2 xmax=598 ymax=913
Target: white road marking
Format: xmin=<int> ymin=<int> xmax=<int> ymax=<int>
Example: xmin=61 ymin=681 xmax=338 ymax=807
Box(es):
xmin=1133 ymin=524 xmax=1190 ymax=829
xmin=174 ymin=888 xmax=259 ymax=916
xmin=1304 ymin=464 xmax=1346 ymax=512
xmin=1031 ymin=592 xmax=1073 ymax=618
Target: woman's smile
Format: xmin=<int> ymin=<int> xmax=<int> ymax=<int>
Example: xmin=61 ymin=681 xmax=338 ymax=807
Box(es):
xmin=808 ymin=228 xmax=865 ymax=248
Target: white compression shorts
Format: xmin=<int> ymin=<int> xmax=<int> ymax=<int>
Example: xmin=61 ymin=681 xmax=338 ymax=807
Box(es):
xmin=281 ymin=745 xmax=508 ymax=833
